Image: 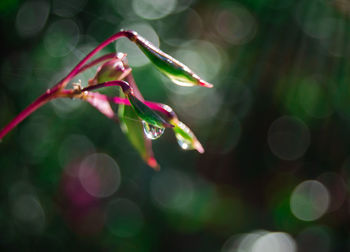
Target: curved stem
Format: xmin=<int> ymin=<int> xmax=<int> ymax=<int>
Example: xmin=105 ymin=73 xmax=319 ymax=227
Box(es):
xmin=76 ymin=53 xmax=118 ymax=76
xmin=0 ymin=91 xmax=57 ymax=140
xmin=59 ymin=31 xmax=130 ymax=89
xmin=81 ymin=80 xmax=131 ymax=94
xmin=0 ymin=32 xmax=133 ymax=140
xmin=87 ymin=93 xmax=177 ymax=120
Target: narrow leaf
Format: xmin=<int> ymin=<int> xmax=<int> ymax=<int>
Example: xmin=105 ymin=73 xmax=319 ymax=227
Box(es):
xmin=127 ymin=93 xmax=173 ymax=128
xmin=118 ymin=73 xmax=161 ymax=170
xmin=126 ymin=31 xmax=213 ymax=88
xmin=83 ymin=92 xmax=114 ymax=119
xmin=171 ymin=119 xmax=204 ymax=153
xmin=118 ymin=96 xmax=160 ymax=170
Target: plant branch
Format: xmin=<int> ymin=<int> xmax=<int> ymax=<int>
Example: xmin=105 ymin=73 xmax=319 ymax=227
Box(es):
xmin=76 ymin=53 xmax=118 ymax=76
xmin=0 ymin=91 xmax=58 ymax=140
xmin=81 ymin=80 xmax=131 ymax=94
xmin=59 ymin=31 xmax=130 ymax=89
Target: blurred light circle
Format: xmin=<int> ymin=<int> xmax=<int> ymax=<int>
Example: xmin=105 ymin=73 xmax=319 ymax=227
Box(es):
xmin=290 ymin=180 xmax=330 ymax=221
xmin=297 ymin=78 xmax=333 ymax=119
xmin=215 ymin=3 xmax=256 ymax=45
xmin=208 ymin=116 xmax=241 ymax=154
xmin=221 ymin=234 xmax=242 ymax=252
xmin=265 ymin=0 xmax=292 ymax=9
xmin=170 ymin=89 xmax=222 ymax=124
xmin=44 ymin=19 xmax=80 ymax=57
xmin=18 ymin=116 xmax=53 ymax=163
xmin=225 ymin=82 xmax=253 ymax=119
xmin=51 ymin=96 xmax=83 ymax=116
xmin=320 ymin=19 xmax=349 ymax=58
xmin=16 ymin=1 xmax=50 ymax=38
xmin=116 ymin=23 xmax=159 ymax=67
xmin=132 ymin=0 xmax=177 ymax=20
xmin=58 ymin=134 xmax=95 ymax=169
xmin=174 ymin=0 xmax=194 ymax=13
xmin=222 ymin=232 xmax=265 ymax=252
xmin=296 ymin=12 xmax=335 ymax=40
xmin=173 ymin=40 xmax=223 ymax=82
xmin=106 ymin=198 xmax=144 ymax=237
xmin=71 ymin=38 xmax=99 ymax=61
xmin=52 ymin=0 xmax=87 ymax=17
xmin=158 ymin=9 xmax=203 ymax=46
xmin=317 ymin=172 xmax=346 ymax=212
xmin=268 ymin=116 xmax=310 ymax=161
xmin=12 ymin=194 xmax=46 ymax=233
xmin=79 ymin=153 xmax=121 ymax=198
xmin=252 ymin=232 xmax=296 ymax=252
xmin=333 ymin=0 xmax=350 ymax=15
xmin=297 ymin=226 xmax=331 ymax=252
xmin=150 ymin=168 xmax=194 ymax=211
xmin=295 ymin=1 xmax=333 ymax=40
xmin=70 ymin=42 xmax=101 ymax=84
xmin=112 ymin=0 xmax=136 ymax=19
xmin=225 ymin=230 xmax=269 ymax=252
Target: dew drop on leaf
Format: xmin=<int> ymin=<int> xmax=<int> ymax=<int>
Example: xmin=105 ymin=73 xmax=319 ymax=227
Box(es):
xmin=142 ymin=121 xmax=165 ymax=140
xmin=166 ymin=74 xmax=196 ymax=87
xmin=175 ymin=133 xmax=194 ymax=150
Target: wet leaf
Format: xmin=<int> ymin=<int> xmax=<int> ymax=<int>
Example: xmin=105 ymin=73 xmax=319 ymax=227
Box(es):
xmin=171 ymin=119 xmax=204 ymax=153
xmin=118 ymin=97 xmax=160 ymax=170
xmin=126 ymin=31 xmax=213 ymax=88
xmin=127 ymin=93 xmax=172 ymax=129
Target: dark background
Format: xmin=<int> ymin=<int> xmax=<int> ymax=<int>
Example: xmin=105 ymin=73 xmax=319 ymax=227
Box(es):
xmin=0 ymin=0 xmax=350 ymax=251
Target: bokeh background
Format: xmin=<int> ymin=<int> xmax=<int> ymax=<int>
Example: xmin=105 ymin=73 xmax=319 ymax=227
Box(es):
xmin=1 ymin=0 xmax=350 ymax=251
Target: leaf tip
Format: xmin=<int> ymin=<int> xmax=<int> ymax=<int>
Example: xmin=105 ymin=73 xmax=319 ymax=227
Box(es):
xmin=199 ymin=80 xmax=214 ymax=88
xmin=147 ymin=157 xmax=160 ymax=171
xmin=194 ymin=141 xmax=205 ymax=154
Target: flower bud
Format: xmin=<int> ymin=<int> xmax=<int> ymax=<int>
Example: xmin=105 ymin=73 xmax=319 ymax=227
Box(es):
xmin=125 ymin=30 xmax=213 ymax=88
xmin=88 ymin=54 xmax=131 ymax=86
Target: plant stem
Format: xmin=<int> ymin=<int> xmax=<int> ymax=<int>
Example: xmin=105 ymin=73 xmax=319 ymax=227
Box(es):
xmin=76 ymin=53 xmax=118 ymax=75
xmin=0 ymin=49 xmax=127 ymax=140
xmin=0 ymin=91 xmax=57 ymax=140
xmin=82 ymin=93 xmax=177 ymax=120
xmin=59 ymin=31 xmax=130 ymax=89
xmin=81 ymin=80 xmax=131 ymax=93
xmin=0 ymin=30 xmax=145 ymax=140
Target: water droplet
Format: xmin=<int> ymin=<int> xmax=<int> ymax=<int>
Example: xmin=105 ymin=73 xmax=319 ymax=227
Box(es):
xmin=176 ymin=134 xmax=194 ymax=150
xmin=167 ymin=74 xmax=196 ymax=87
xmin=142 ymin=121 xmax=165 ymax=140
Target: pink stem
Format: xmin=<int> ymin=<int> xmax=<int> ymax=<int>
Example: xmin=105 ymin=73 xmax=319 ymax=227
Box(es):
xmin=81 ymin=80 xmax=131 ymax=93
xmin=0 ymin=91 xmax=57 ymax=140
xmin=106 ymin=95 xmax=176 ymax=120
xmin=0 ymin=32 xmax=132 ymax=140
xmin=61 ymin=89 xmax=175 ymax=120
xmin=76 ymin=53 xmax=117 ymax=75
xmin=59 ymin=31 xmax=130 ymax=89
xmin=124 ymin=68 xmax=144 ymax=101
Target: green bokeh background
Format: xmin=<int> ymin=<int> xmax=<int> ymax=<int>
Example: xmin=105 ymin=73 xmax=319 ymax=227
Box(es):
xmin=1 ymin=0 xmax=350 ymax=251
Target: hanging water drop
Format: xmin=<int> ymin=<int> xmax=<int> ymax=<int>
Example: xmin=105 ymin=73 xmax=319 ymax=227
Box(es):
xmin=142 ymin=121 xmax=165 ymax=140
xmin=175 ymin=133 xmax=194 ymax=150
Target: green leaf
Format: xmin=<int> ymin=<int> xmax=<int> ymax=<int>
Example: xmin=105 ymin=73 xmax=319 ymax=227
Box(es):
xmin=118 ymin=94 xmax=159 ymax=170
xmin=127 ymin=93 xmax=172 ymax=128
xmin=127 ymin=31 xmax=213 ymax=88
xmin=171 ymin=119 xmax=204 ymax=153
